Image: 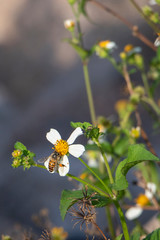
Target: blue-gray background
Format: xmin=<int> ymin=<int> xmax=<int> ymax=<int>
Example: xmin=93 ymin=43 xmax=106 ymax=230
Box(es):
xmin=0 ymin=0 xmax=159 ymax=238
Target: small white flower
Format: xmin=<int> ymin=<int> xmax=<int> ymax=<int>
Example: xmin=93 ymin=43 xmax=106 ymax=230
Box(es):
xmin=149 ymin=0 xmax=157 ymax=5
xmin=45 ymin=127 xmax=85 ymax=176
xmin=64 ymin=19 xmax=75 ymax=29
xmin=125 ymin=182 xmax=157 ymax=220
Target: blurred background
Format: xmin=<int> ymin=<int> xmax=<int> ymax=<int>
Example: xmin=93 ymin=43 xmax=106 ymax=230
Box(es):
xmin=0 ymin=0 xmax=159 ymax=239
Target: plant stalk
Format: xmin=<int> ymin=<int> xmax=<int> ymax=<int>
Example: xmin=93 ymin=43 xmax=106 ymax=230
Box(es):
xmin=83 ymin=62 xmax=97 ymax=125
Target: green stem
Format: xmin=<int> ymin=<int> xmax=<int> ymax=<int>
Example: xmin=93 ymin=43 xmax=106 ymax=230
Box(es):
xmin=114 ymin=200 xmax=130 ymax=240
xmin=67 ymin=173 xmax=109 ymax=197
xmin=79 ymin=157 xmax=114 ymax=197
xmin=129 ymin=0 xmax=160 ymax=33
xmin=107 ymin=55 xmax=123 ymax=75
xmin=83 ymin=62 xmax=97 ymax=125
xmin=105 ymin=206 xmax=116 ymax=239
xmin=141 ymin=71 xmax=151 ymax=98
xmin=34 ymin=163 xmax=46 ymax=169
xmin=95 ymin=140 xmax=114 ymax=185
xmin=142 ymin=97 xmax=160 ymax=116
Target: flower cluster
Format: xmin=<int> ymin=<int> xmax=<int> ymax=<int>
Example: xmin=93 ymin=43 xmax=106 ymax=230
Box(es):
xmin=12 ymin=142 xmax=35 ymax=170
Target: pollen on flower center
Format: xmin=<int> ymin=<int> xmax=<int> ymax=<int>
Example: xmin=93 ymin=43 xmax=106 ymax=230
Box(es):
xmin=55 ymin=139 xmax=69 ymax=156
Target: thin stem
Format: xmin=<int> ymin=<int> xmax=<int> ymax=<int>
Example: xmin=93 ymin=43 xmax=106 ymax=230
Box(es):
xmin=95 ymin=140 xmax=114 ymax=185
xmin=34 ymin=163 xmax=46 ymax=169
xmin=93 ymin=221 xmax=109 ymax=240
xmin=129 ymin=0 xmax=160 ymax=33
xmin=142 ymin=97 xmax=160 ymax=116
xmin=105 ymin=206 xmax=116 ymax=239
xmin=79 ymin=157 xmax=114 ymax=197
xmin=141 ymin=71 xmax=151 ymax=98
xmin=67 ymin=173 xmax=109 ymax=197
xmin=114 ymin=201 xmax=130 ymax=240
xmin=122 ymin=64 xmax=133 ymax=95
xmin=88 ymin=0 xmax=156 ymax=51
xmin=83 ymin=62 xmax=97 ymax=125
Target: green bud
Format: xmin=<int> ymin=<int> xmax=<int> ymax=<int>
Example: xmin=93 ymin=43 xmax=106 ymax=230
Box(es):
xmin=68 ymin=0 xmax=76 ymax=5
xmin=134 ymin=86 xmax=145 ymax=97
xmin=142 ymin=6 xmax=152 ymax=16
xmin=95 ymin=45 xmax=108 ymax=58
xmin=12 ymin=159 xmax=21 ymax=168
xmin=134 ymin=54 xmax=144 ymax=70
xmin=150 ymin=12 xmax=160 ymax=24
xmin=130 ymin=93 xmax=140 ymax=104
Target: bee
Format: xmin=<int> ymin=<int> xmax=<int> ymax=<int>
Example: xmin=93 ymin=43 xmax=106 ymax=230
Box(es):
xmin=154 ymin=33 xmax=160 ymax=47
xmin=38 ymin=151 xmax=62 ymax=173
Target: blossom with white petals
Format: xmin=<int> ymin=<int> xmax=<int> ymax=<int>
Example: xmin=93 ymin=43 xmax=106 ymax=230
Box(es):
xmin=45 ymin=127 xmax=85 ymax=176
xmin=125 ymin=182 xmax=157 ymax=220
xmin=149 ymin=0 xmax=157 ymax=5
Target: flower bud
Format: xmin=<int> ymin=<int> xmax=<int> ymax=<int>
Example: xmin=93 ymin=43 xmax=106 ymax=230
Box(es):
xmin=64 ymin=19 xmax=75 ymax=31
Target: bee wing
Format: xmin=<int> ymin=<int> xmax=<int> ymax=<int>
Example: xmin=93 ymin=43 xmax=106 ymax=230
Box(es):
xmin=37 ymin=156 xmax=49 ymax=163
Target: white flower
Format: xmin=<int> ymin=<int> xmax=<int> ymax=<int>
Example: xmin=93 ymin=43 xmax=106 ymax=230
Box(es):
xmin=125 ymin=182 xmax=157 ymax=220
xmin=64 ymin=19 xmax=75 ymax=29
xmin=45 ymin=127 xmax=85 ymax=176
xmin=149 ymin=0 xmax=157 ymax=5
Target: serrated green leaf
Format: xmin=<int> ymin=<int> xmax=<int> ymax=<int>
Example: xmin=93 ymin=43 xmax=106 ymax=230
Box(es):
xmin=142 ymin=228 xmax=160 ymax=240
xmin=60 ymin=189 xmax=85 ymax=221
xmin=113 ymin=144 xmax=159 ymax=190
xmin=70 ymin=121 xmax=92 ymax=130
xmin=115 ymin=233 xmax=123 ymax=240
xmin=131 ymin=232 xmax=140 ymax=240
xmin=14 ymin=142 xmax=27 ymax=151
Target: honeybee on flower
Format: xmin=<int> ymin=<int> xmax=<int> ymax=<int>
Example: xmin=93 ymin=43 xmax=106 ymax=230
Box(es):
xmin=44 ymin=127 xmax=85 ymax=176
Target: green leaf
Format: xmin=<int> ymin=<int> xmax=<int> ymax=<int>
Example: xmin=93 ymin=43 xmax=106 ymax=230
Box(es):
xmin=113 ymin=144 xmax=159 ymax=190
xmin=113 ymin=136 xmax=129 ymax=156
xmin=60 ymin=189 xmax=85 ymax=221
xmin=78 ymin=0 xmax=87 ymax=16
xmin=115 ymin=233 xmax=123 ymax=240
xmin=68 ymin=41 xmax=90 ymax=60
xmin=131 ymin=232 xmax=140 ymax=240
xmin=14 ymin=142 xmax=27 ymax=151
xmin=91 ymin=194 xmax=111 ymax=208
xmin=143 ymin=228 xmax=160 ymax=240
xmin=70 ymin=121 xmax=92 ymax=130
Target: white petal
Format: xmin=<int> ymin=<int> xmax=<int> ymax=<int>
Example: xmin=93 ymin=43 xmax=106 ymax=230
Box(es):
xmin=125 ymin=206 xmax=143 ymax=220
xmin=46 ymin=129 xmax=61 ymax=145
xmin=58 ymin=155 xmax=69 ymax=176
xmin=69 ymin=144 xmax=85 ymax=158
xmin=145 ymin=182 xmax=157 ymax=200
xmin=67 ymin=127 xmax=83 ymax=145
xmin=44 ymin=157 xmax=55 ymax=173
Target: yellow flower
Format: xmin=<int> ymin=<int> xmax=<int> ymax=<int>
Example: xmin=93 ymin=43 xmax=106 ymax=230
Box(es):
xmin=51 ymin=227 xmax=68 ymax=240
xmin=135 ymin=194 xmax=149 ymax=206
xmin=130 ymin=126 xmax=141 ymax=138
xmin=115 ymin=99 xmax=128 ymax=112
xmin=12 ymin=149 xmax=22 ymax=158
xmin=124 ymin=44 xmax=134 ymax=53
xmin=120 ymin=51 xmax=127 ymax=59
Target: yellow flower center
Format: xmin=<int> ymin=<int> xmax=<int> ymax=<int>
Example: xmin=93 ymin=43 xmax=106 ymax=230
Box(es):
xmin=136 ymin=194 xmax=149 ymax=206
xmin=79 ymin=172 xmax=88 ymax=180
xmin=54 ymin=139 xmax=69 ymax=156
xmin=99 ymin=40 xmax=111 ymax=48
xmin=124 ymin=44 xmax=134 ymax=53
